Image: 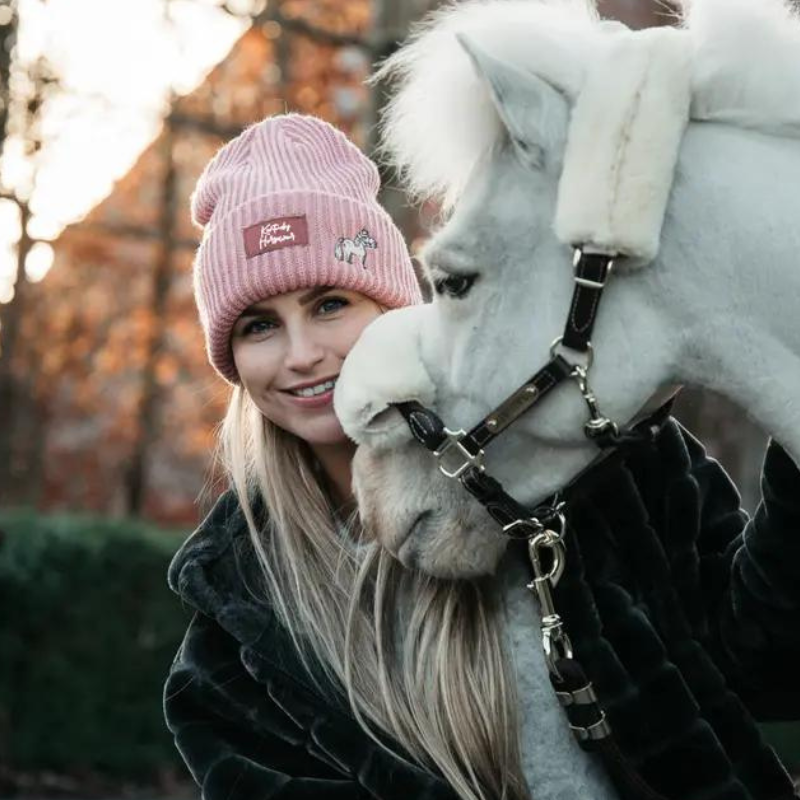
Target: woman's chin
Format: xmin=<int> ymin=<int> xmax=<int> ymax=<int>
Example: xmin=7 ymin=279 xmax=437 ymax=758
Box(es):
xmin=290 ymin=417 xmax=351 ymax=448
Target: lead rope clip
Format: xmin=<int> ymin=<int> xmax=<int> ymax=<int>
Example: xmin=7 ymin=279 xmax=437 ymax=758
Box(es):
xmin=527 ymin=525 xmax=572 ymax=680
xmin=526 ymin=513 xmax=612 ymax=744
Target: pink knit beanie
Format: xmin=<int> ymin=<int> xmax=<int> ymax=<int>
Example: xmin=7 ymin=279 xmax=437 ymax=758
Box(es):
xmin=191 ymin=113 xmax=422 ymax=384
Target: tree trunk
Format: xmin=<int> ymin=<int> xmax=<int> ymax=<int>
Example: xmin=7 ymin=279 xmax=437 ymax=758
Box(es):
xmin=0 ymin=201 xmax=31 ymax=504
xmin=596 ymin=0 xmax=678 ymax=28
xmin=124 ymin=118 xmax=178 ymax=516
xmin=368 ymin=0 xmax=442 ymax=298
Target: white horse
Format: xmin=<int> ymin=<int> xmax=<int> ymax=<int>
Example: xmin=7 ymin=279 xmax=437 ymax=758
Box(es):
xmin=334 ymin=0 xmax=800 ymax=578
xmin=334 ymin=228 xmax=378 ymax=267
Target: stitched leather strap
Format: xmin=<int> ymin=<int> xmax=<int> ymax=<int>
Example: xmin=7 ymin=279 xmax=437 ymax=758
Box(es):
xmin=562 ymin=252 xmax=614 ymax=353
xmin=469 ymin=356 xmax=574 ymax=449
xmin=394 ymin=400 xmax=448 ymax=451
xmin=459 ymin=468 xmax=561 ymax=534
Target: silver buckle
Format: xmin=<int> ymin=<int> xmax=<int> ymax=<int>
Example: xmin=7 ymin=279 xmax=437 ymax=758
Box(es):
xmin=502 ymin=517 xmax=544 ymax=539
xmin=573 ymin=247 xmax=614 ymax=290
xmin=433 ymin=428 xmax=484 ymax=479
xmin=550 ymin=336 xmax=595 ymax=371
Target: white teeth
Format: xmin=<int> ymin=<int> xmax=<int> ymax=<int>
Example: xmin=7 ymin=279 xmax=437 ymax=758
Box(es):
xmin=291 ymin=378 xmax=337 ymax=397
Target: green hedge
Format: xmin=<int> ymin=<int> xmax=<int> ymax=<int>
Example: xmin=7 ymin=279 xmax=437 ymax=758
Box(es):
xmin=0 ymin=509 xmax=191 ymax=780
xmin=0 ymin=509 xmax=797 ymax=784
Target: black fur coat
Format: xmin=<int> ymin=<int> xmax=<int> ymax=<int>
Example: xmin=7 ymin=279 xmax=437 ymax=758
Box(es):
xmin=163 ymin=420 xmax=800 ymax=799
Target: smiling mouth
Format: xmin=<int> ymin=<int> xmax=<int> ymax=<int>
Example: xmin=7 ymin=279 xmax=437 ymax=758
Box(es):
xmin=284 ymin=377 xmax=338 ymax=398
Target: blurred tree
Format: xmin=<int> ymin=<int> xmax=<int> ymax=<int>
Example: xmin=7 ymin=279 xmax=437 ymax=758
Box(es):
xmin=369 ymin=0 xmax=441 ymax=298
xmin=0 ymin=11 xmax=59 ymax=503
xmin=0 ymin=0 xmax=20 ymax=502
xmin=121 ymin=0 xmax=441 ymax=517
xmin=0 ymin=0 xmax=15 ymax=155
xmin=16 ymin=0 xmax=445 ymax=522
xmin=125 ymin=1 xmax=193 ymax=516
xmin=125 ymin=0 xmax=379 ymax=516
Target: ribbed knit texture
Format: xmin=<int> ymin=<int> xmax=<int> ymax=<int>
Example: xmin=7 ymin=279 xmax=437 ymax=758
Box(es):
xmin=191 ymin=114 xmax=422 ymax=383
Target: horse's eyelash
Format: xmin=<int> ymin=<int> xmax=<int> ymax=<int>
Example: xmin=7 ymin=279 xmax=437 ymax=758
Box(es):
xmin=429 ymin=268 xmax=474 ymax=282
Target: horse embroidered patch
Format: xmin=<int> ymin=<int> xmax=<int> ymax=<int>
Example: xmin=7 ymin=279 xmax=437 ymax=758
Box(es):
xmin=244 ymin=215 xmax=309 ymax=258
xmin=334 ymin=229 xmax=377 ymax=268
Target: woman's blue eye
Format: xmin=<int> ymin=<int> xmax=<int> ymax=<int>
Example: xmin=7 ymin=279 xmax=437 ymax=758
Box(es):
xmin=318 ymin=297 xmax=349 ymax=315
xmin=243 ymin=318 xmax=277 ymax=336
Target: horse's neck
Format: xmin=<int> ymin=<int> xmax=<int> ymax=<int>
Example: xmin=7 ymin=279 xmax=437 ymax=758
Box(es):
xmin=660 ymin=122 xmax=800 ymax=457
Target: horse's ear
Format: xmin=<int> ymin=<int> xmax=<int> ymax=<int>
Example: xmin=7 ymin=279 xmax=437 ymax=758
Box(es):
xmin=456 ymin=33 xmax=568 ymax=169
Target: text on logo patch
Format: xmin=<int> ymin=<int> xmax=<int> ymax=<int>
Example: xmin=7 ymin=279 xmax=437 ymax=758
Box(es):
xmin=244 ymin=215 xmax=309 ymax=258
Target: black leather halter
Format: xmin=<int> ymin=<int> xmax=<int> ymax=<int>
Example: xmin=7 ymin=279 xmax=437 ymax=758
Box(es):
xmin=390 ymin=247 xmax=675 ymax=763
xmin=394 ymin=248 xmax=669 ymax=536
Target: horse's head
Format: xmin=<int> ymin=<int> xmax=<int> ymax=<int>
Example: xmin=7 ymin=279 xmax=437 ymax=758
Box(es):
xmin=357 ymin=229 xmax=378 ymax=248
xmin=336 ymin=10 xmax=689 ymax=578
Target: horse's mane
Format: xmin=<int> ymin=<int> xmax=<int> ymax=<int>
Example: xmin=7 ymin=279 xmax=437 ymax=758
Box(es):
xmin=377 ymin=0 xmax=800 ymax=208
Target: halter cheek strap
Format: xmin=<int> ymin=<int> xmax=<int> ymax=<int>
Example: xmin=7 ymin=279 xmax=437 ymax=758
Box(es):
xmin=562 ymin=250 xmax=615 ymax=352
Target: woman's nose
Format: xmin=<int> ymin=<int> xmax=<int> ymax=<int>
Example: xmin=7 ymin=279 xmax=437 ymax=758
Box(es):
xmin=284 ymin=328 xmax=325 ymax=372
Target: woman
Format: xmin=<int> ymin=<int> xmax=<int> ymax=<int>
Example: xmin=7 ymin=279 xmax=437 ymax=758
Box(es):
xmin=164 ymin=112 xmax=464 ymax=799
xmin=164 ymin=113 xmax=800 ymax=800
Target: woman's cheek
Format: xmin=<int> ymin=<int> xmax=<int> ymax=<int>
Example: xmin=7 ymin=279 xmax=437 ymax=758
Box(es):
xmin=236 ymin=341 xmax=277 ymax=386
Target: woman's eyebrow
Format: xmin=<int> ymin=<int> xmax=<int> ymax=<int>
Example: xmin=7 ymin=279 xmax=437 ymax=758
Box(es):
xmin=239 ymin=286 xmax=334 ymax=317
xmin=239 ymin=304 xmax=276 ymax=317
xmin=298 ymin=286 xmax=334 ymax=306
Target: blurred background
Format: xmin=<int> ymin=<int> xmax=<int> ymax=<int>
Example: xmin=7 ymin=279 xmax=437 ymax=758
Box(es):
xmin=0 ymin=0 xmax=791 ymax=797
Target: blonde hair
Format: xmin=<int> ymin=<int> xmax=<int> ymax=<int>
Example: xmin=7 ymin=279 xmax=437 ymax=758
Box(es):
xmin=216 ymin=386 xmax=530 ymax=800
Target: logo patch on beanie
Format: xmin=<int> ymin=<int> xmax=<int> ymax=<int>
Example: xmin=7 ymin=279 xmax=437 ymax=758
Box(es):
xmin=244 ymin=215 xmax=309 ymax=258
xmin=334 ymin=228 xmax=378 ymax=268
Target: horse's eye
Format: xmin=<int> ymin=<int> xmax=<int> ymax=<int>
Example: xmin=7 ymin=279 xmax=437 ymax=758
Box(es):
xmin=433 ymin=273 xmax=477 ymax=299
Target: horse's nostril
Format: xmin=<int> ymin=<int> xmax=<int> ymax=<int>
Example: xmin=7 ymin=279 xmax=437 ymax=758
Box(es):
xmin=409 ymin=510 xmax=433 ymax=538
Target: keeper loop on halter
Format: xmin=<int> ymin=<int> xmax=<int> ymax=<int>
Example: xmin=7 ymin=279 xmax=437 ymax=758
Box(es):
xmin=573 ymin=247 xmax=615 ymax=290
xmin=562 ymin=249 xmax=615 ymax=353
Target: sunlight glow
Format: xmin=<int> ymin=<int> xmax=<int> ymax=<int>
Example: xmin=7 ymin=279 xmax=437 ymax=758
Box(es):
xmin=0 ymin=0 xmax=247 ymax=296
xmin=25 ymin=241 xmax=54 ymax=283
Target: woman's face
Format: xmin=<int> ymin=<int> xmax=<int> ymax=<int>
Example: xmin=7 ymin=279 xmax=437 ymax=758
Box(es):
xmin=231 ymin=286 xmax=383 ymax=446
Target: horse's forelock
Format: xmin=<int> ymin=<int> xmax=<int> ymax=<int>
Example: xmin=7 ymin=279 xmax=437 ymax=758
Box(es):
xmin=377 ymin=0 xmax=800 ymax=211
xmin=376 ymin=0 xmax=600 ymax=208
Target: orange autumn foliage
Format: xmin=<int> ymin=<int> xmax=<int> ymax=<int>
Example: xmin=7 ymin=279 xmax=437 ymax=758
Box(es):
xmin=20 ymin=6 xmax=377 ymax=525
